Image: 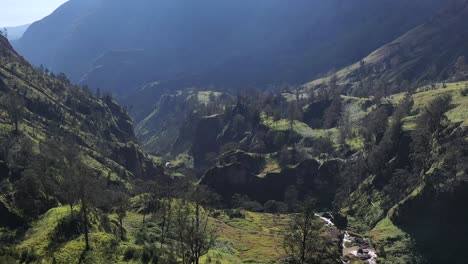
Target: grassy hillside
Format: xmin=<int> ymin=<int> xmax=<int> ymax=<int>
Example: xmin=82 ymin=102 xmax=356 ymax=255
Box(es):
xmin=304 ymin=2 xmax=468 ymax=98
xmin=0 ymin=35 xmax=162 ymax=231
xmin=11 ymin=204 xmax=343 ymax=264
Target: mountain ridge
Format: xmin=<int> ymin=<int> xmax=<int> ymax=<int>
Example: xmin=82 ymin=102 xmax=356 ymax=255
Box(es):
xmin=15 ymin=0 xmax=447 ymax=98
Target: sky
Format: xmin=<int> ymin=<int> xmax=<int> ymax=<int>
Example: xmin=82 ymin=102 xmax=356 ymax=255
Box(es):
xmin=1 ymin=0 xmax=69 ymax=27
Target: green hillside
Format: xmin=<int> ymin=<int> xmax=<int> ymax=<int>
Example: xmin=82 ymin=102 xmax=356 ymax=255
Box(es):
xmin=2 ymin=0 xmax=468 ymax=262
xmin=304 ymin=1 xmax=468 ymax=99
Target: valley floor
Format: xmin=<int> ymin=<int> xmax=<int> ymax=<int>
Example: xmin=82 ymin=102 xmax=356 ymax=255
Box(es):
xmin=12 ymin=207 xmax=292 ymax=264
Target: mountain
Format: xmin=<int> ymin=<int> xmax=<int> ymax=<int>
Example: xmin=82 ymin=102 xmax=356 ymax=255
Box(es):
xmin=15 ymin=0 xmax=446 ymax=98
xmin=3 ymin=24 xmax=30 ymax=41
xmin=0 ymin=35 xmax=161 ymax=225
xmin=4 ymin=1 xmax=468 ymax=263
xmin=304 ymin=1 xmax=468 ymax=97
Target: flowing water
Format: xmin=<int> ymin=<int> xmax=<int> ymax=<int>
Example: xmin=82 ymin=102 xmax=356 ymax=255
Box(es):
xmin=316 ymin=214 xmax=378 ymax=264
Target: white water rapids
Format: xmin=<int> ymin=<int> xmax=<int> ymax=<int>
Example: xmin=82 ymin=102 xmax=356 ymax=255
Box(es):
xmin=316 ymin=214 xmax=378 ymax=264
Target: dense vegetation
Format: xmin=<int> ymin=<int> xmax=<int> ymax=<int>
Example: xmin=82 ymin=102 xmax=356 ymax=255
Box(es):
xmin=2 ymin=1 xmax=468 ymax=263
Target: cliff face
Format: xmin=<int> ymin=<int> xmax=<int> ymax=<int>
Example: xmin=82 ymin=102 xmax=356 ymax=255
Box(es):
xmin=200 ymin=150 xmax=342 ymax=209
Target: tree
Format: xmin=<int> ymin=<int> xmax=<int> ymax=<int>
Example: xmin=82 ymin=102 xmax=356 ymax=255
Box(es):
xmin=287 ymin=101 xmax=303 ymax=133
xmin=455 ymin=56 xmax=466 ymax=80
xmin=283 ymin=199 xmax=325 ymax=264
xmin=412 ymin=94 xmax=453 ymax=173
xmin=156 ymin=175 xmax=177 ymax=249
xmin=49 ymin=137 xmax=83 ymax=219
xmin=264 ymin=200 xmax=288 ymax=214
xmin=360 ymin=106 xmax=390 ymax=149
xmin=75 ymin=163 xmax=106 ymax=251
xmin=0 ymin=28 xmax=7 ymax=38
xmin=174 ymin=185 xmax=217 ymax=264
xmin=327 ymin=75 xmax=338 ymax=98
xmin=284 ymin=186 xmax=299 ymax=212
xmin=323 ymin=96 xmax=342 ymax=129
xmin=1 ymin=91 xmax=25 ymax=135
xmin=113 ymin=192 xmax=130 ymax=241
xmin=338 ymin=109 xmax=352 ymax=146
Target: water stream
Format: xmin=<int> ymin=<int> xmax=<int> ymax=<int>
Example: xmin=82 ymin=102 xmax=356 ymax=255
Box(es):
xmin=316 ymin=214 xmax=378 ymax=264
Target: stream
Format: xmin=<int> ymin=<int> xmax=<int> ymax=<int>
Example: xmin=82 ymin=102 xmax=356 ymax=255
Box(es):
xmin=315 ymin=214 xmax=378 ymax=264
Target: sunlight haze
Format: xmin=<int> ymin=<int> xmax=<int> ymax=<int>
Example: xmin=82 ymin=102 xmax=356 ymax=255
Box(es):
xmin=1 ymin=0 xmax=68 ymax=27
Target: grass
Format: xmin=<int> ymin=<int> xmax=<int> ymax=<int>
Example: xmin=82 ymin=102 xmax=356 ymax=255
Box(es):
xmin=211 ymin=211 xmax=289 ymax=263
xmin=261 ymin=112 xmax=338 ymax=140
xmin=15 ymin=204 xmax=291 ymax=263
xmin=197 ymin=91 xmax=225 ymax=105
xmin=258 ymin=159 xmax=281 ymax=177
xmin=18 ymin=206 xmax=72 ymax=256
xmin=340 ymin=176 xmax=386 ymax=232
xmin=201 ymin=250 xmax=244 ymax=264
xmin=51 ymin=232 xmax=118 ymax=264
xmin=341 ymin=95 xmax=375 ymax=122
xmin=413 ymin=82 xmax=468 ymax=126
xmin=369 ymin=217 xmax=413 ymax=264
xmin=391 ymin=81 xmax=468 ymax=130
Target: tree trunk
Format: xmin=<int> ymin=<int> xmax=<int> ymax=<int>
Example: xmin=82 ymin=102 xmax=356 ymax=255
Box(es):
xmin=193 ymin=200 xmax=201 ymax=264
xmin=82 ymin=202 xmax=90 ymax=251
xmin=14 ymin=118 xmax=18 ymax=135
xmin=301 ymin=218 xmax=309 ymax=264
xmin=120 ymin=218 xmax=124 ymax=241
xmin=69 ymin=203 xmax=74 ymax=218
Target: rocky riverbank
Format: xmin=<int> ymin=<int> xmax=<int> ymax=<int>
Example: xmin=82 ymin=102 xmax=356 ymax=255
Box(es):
xmin=316 ymin=213 xmax=378 ymax=264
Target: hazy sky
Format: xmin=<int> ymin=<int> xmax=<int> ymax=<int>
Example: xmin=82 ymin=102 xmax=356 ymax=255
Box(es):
xmin=1 ymin=0 xmax=68 ymax=27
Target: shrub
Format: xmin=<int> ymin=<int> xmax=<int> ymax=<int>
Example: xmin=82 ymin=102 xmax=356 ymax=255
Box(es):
xmin=52 ymin=215 xmax=82 ymax=243
xmin=159 ymin=247 xmax=178 ymax=264
xmin=135 ymin=227 xmax=159 ymax=245
xmin=100 ymin=213 xmax=112 ymax=233
xmin=460 ymin=87 xmax=468 ymax=97
xmin=141 ymin=243 xmax=158 ymax=263
xmin=0 ymin=246 xmax=19 ymax=264
xmin=0 ymin=255 xmax=16 ymax=264
xmin=225 ymin=209 xmax=245 ymax=219
xmin=123 ymin=246 xmax=141 ymax=261
xmin=19 ymin=249 xmax=38 ymax=264
xmin=264 ymin=200 xmax=288 ymax=214
xmin=212 ymin=210 xmax=221 ymax=219
xmin=231 ymin=194 xmax=250 ymax=208
xmin=240 ymin=201 xmax=264 ymax=212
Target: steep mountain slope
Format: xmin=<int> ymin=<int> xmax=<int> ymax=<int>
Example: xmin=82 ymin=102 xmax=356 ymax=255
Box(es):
xmin=305 ymin=1 xmax=468 ymax=97
xmin=15 ymin=0 xmax=446 ymax=97
xmin=0 ymin=35 xmax=161 ymax=223
xmin=187 ymin=80 xmax=468 ymax=263
xmin=3 ymin=24 xmax=30 ymax=41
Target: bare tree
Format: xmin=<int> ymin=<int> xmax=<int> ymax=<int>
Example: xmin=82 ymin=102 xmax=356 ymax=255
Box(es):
xmin=75 ymin=164 xmax=105 ymax=251
xmin=174 ymin=185 xmax=218 ymax=264
xmin=283 ymin=199 xmax=325 ymax=264
xmin=110 ymin=192 xmax=130 ymax=241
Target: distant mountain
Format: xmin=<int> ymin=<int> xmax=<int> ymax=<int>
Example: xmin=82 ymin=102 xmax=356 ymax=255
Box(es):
xmin=3 ymin=24 xmax=30 ymax=41
xmin=15 ymin=0 xmax=446 ymax=98
xmin=304 ymin=1 xmax=468 ymax=97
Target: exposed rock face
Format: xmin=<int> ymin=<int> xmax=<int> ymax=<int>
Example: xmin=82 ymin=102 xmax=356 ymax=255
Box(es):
xmin=111 ymin=143 xmax=163 ymax=180
xmin=201 ymin=150 xmax=342 ymax=209
xmin=389 ymin=182 xmax=468 ymax=264
xmin=192 ymin=114 xmax=224 ymax=168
